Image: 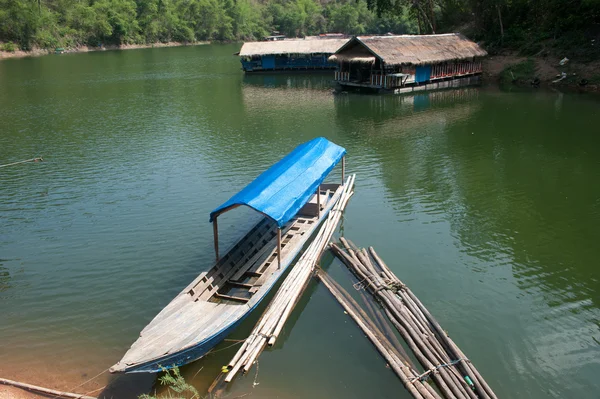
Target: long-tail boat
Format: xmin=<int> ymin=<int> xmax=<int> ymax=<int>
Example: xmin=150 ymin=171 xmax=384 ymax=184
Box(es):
xmin=110 ymin=137 xmax=347 ymax=373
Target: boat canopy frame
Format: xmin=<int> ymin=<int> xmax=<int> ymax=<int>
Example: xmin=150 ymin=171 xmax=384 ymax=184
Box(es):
xmin=209 ymin=137 xmax=346 ymax=264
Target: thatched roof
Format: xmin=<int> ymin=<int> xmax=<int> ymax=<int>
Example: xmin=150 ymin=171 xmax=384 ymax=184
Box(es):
xmin=328 ymin=43 xmax=375 ymax=64
xmin=334 ymin=34 xmax=487 ymax=66
xmin=239 ymin=38 xmax=349 ymax=57
xmin=329 ymin=54 xmax=376 ymax=64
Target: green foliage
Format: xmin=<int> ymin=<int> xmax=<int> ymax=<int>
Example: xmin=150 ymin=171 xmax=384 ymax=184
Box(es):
xmin=367 ymin=0 xmax=600 ymax=57
xmin=139 ymin=366 xmax=199 ymax=399
xmin=1 ymin=41 xmax=17 ymax=52
xmin=0 ymin=0 xmax=420 ymax=50
xmin=499 ymin=59 xmax=536 ymax=85
xmin=3 ymin=0 xmax=597 ymax=56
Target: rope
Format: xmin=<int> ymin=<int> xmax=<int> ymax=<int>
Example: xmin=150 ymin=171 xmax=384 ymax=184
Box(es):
xmin=352 ymin=276 xmax=369 ymax=291
xmin=82 ymin=384 xmax=108 ymax=397
xmin=206 ymin=339 xmax=246 ymax=356
xmin=409 ymin=358 xmax=469 ymax=383
xmin=50 ymin=368 xmax=108 ymax=399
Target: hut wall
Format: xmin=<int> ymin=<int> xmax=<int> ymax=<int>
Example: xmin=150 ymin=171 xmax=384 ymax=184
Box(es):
xmin=430 ymin=61 xmax=483 ymax=80
xmin=241 ymin=53 xmax=335 ymax=72
xmin=262 ymin=55 xmax=276 ymax=69
xmin=415 ymin=65 xmax=432 ymax=83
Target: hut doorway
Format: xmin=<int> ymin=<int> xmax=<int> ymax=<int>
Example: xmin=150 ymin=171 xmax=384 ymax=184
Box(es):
xmin=349 ymin=63 xmax=372 ymax=83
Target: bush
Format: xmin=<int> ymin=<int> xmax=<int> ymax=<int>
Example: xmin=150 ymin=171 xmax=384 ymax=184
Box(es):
xmin=2 ymin=42 xmax=17 ymax=52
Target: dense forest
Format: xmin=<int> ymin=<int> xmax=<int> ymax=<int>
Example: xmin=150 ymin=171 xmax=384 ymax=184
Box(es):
xmin=0 ymin=0 xmax=599 ymax=57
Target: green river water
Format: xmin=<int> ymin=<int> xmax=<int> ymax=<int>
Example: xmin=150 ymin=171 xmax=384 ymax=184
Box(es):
xmin=1 ymin=44 xmax=599 ymax=398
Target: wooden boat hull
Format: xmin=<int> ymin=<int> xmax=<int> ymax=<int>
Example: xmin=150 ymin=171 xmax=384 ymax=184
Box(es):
xmin=111 ymin=184 xmax=343 ymax=373
xmin=123 ymin=301 xmax=251 ymax=373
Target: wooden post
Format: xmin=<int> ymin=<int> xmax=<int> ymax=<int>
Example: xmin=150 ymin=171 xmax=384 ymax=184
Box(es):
xmin=341 ymin=156 xmax=346 ymax=185
xmin=277 ymin=228 xmax=282 ymax=269
xmin=317 ymin=186 xmax=321 ymax=218
xmin=213 ymin=216 xmax=219 ymax=262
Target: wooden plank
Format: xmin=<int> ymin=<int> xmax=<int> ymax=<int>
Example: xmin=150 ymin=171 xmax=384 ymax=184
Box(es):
xmin=197 ymin=233 xmax=277 ymax=301
xmin=249 ymin=222 xmax=313 ymax=291
xmin=226 ymin=281 xmax=253 ymax=289
xmin=191 ymin=221 xmax=277 ymax=299
xmin=229 ymin=237 xmax=276 ymax=282
xmin=215 ymin=293 xmax=250 ymax=303
xmin=125 ymin=302 xmax=230 ymax=362
xmin=248 ymin=185 xmax=344 ymax=293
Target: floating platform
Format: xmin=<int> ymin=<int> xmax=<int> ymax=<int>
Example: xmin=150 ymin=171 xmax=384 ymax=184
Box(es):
xmin=239 ymin=38 xmax=348 ymax=73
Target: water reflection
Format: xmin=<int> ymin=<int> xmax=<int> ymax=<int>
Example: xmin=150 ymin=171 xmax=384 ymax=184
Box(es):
xmin=333 ymin=88 xmax=480 ymax=138
xmin=2 ymin=45 xmax=600 ymax=399
xmin=242 ymin=72 xmax=334 ymax=90
xmin=338 ymin=88 xmax=600 ymax=397
xmin=0 ymin=262 xmax=12 ymax=291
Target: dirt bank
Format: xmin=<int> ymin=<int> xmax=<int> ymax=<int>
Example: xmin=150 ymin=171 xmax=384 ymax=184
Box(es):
xmin=0 ymin=386 xmax=44 ymax=399
xmin=483 ymin=54 xmax=600 ymax=91
xmin=0 ymin=41 xmax=209 ymax=60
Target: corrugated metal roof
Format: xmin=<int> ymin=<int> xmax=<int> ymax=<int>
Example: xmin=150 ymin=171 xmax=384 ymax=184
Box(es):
xmin=239 ymin=38 xmax=349 ymax=57
xmin=335 ymin=34 xmax=487 ymax=66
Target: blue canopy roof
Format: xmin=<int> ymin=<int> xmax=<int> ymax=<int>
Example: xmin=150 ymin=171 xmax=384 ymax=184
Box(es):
xmin=209 ymin=137 xmax=346 ymax=228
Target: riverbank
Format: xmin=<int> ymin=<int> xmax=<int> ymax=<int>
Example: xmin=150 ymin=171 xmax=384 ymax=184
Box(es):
xmin=0 ymin=41 xmax=209 ymax=60
xmin=482 ymin=54 xmax=600 ymax=92
xmin=1 ymin=386 xmax=44 ymax=399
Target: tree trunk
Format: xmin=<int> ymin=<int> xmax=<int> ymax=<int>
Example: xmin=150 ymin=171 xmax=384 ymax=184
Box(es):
xmin=429 ymin=0 xmax=436 ymax=33
xmin=416 ymin=4 xmax=422 ymax=34
xmin=497 ymin=4 xmax=504 ymax=45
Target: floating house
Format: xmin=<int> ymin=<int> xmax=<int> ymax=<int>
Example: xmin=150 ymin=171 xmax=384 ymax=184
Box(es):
xmin=330 ymin=34 xmax=487 ymax=94
xmin=239 ymin=38 xmax=349 ymax=73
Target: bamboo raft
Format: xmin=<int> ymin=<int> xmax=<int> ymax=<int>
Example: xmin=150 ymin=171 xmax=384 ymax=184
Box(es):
xmin=211 ymin=174 xmax=355 ymax=387
xmin=327 ymin=239 xmax=498 ymax=399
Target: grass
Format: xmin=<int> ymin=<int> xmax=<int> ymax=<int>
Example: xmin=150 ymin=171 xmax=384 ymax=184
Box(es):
xmin=499 ymin=59 xmax=537 ymax=85
xmin=139 ymin=366 xmax=200 ymax=399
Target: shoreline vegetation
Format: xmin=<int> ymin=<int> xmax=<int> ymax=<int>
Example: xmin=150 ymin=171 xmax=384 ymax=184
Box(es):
xmin=0 ymin=41 xmax=208 ymax=59
xmin=0 ymin=0 xmax=598 ymax=89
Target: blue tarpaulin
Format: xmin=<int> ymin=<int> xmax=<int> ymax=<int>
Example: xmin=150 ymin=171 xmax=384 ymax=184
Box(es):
xmin=209 ymin=137 xmax=346 ymax=228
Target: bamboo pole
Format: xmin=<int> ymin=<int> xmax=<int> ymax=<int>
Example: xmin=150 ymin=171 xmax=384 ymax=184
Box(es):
xmin=330 ymin=242 xmax=497 ymax=399
xmin=0 ymin=378 xmax=96 ymax=399
xmin=223 ymin=175 xmax=356 ymax=383
xmin=0 ymin=157 xmax=43 ymax=168
xmin=341 ymin=156 xmax=345 ymax=185
xmin=367 ymin=247 xmax=490 ymax=399
xmin=322 ymin=270 xmax=413 ymax=367
xmin=317 ymin=273 xmax=435 ymax=399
